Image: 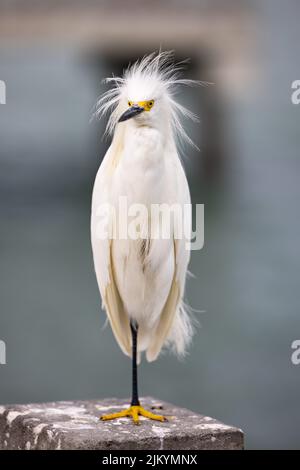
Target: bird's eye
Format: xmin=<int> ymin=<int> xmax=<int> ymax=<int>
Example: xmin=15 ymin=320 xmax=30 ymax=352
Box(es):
xmin=148 ymin=101 xmax=154 ymax=107
xmin=128 ymin=101 xmax=132 ymax=107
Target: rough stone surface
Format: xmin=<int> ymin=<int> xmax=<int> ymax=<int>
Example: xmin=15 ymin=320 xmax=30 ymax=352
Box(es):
xmin=0 ymin=397 xmax=243 ymax=450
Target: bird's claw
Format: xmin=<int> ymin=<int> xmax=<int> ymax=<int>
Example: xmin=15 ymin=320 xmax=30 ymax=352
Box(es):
xmin=100 ymin=405 xmax=167 ymax=425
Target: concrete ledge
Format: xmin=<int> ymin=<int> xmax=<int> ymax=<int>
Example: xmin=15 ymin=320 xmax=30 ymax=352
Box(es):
xmin=0 ymin=397 xmax=243 ymax=450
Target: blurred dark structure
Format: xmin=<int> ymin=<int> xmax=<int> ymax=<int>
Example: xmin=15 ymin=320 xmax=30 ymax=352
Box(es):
xmin=0 ymin=0 xmax=255 ymax=189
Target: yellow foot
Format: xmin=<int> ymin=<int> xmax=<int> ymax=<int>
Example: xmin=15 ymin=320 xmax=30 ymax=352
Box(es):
xmin=100 ymin=405 xmax=166 ymax=425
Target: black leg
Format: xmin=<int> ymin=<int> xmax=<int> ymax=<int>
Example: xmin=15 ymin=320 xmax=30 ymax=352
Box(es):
xmin=130 ymin=321 xmax=140 ymax=406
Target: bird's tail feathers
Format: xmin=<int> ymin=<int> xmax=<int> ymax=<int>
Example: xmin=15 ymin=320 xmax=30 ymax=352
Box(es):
xmin=164 ymin=302 xmax=197 ymax=359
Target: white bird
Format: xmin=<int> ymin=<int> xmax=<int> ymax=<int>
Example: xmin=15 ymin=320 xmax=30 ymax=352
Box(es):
xmin=91 ymin=51 xmax=198 ymax=424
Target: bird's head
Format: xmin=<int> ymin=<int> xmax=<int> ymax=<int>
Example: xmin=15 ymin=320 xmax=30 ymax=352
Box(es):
xmin=116 ymin=67 xmax=171 ymax=129
xmin=95 ymin=51 xmax=205 ymax=147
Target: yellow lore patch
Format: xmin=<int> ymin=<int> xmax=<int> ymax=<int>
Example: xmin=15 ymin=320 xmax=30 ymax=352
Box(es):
xmin=127 ymin=100 xmax=154 ymax=111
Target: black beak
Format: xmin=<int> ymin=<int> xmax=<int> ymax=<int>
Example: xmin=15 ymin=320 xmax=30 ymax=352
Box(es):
xmin=118 ymin=105 xmax=145 ymax=122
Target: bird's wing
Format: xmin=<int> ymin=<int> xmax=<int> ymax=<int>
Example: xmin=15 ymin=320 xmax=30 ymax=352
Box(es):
xmin=146 ymin=160 xmax=191 ymax=362
xmin=91 ymin=143 xmax=131 ymax=357
xmin=145 ymin=241 xmax=181 ymax=362
xmin=104 ymin=242 xmax=131 ymax=356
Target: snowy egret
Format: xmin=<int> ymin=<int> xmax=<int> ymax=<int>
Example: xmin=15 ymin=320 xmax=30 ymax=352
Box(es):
xmin=91 ymin=51 xmax=199 ymax=424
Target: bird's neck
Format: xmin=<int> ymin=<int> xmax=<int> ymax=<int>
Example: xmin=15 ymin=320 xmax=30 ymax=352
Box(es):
xmin=123 ymin=124 xmax=167 ymax=165
xmin=108 ymin=120 xmax=177 ymax=175
xmin=124 ymin=120 xmax=174 ymax=152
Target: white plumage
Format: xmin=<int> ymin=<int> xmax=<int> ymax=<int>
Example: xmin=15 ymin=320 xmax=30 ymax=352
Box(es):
xmin=91 ymin=51 xmax=198 ymax=364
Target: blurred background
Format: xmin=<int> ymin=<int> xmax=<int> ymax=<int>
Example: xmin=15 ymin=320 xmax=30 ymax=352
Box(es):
xmin=0 ymin=0 xmax=300 ymax=449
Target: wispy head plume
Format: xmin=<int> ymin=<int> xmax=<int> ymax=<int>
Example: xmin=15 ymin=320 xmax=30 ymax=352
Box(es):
xmin=94 ymin=50 xmax=209 ymax=149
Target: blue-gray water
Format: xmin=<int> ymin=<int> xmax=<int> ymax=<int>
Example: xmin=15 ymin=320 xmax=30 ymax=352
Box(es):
xmin=1 ymin=1 xmax=300 ymax=449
